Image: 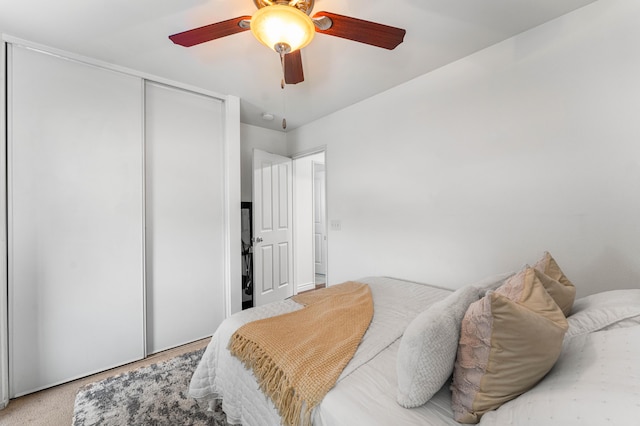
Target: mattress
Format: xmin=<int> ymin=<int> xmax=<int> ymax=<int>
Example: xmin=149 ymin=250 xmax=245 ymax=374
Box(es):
xmin=188 ymin=276 xmax=459 ymax=425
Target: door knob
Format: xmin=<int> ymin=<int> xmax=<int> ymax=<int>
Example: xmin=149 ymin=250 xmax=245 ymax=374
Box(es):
xmin=253 ymin=237 xmax=263 ymax=243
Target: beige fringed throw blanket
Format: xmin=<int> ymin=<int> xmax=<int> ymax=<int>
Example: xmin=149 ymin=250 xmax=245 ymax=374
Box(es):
xmin=229 ymin=281 xmax=373 ymax=426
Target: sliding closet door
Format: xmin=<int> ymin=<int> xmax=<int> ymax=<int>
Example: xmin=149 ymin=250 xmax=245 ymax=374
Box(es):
xmin=145 ymin=82 xmax=226 ymax=354
xmin=8 ymin=45 xmax=145 ymax=397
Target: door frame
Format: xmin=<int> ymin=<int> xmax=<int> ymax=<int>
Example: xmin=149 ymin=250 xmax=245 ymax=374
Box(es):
xmin=0 ymin=39 xmax=8 ymax=409
xmin=292 ymin=147 xmax=328 ymax=294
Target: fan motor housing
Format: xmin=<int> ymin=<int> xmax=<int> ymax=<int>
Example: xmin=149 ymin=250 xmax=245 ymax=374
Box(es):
xmin=253 ymin=0 xmax=315 ymax=15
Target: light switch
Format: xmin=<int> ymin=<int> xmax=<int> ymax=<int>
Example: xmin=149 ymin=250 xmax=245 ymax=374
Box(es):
xmin=330 ymin=220 xmax=342 ymax=231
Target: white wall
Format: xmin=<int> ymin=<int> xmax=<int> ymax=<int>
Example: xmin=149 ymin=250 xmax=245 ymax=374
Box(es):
xmin=287 ymin=0 xmax=640 ymax=297
xmin=293 ymin=152 xmax=325 ymax=292
xmin=240 ymin=123 xmax=287 ymax=202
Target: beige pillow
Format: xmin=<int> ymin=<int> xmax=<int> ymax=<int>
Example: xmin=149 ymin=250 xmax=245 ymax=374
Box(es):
xmin=533 ymin=251 xmax=576 ymax=315
xmin=451 ymin=268 xmax=569 ymax=424
xmin=532 ymin=268 xmax=575 ymax=317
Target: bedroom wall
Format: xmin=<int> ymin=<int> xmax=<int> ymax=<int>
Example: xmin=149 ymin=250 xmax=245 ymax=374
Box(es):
xmin=240 ymin=123 xmax=287 ymax=202
xmin=287 ymin=0 xmax=640 ymax=297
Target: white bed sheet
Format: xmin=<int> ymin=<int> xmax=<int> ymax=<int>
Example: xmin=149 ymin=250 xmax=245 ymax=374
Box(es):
xmin=189 ymin=276 xmax=456 ymax=425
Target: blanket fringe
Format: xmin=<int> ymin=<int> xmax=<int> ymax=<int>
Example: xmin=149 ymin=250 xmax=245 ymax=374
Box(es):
xmin=230 ymin=334 xmax=312 ymax=426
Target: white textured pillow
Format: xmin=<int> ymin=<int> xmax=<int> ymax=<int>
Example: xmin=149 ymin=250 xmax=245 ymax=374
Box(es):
xmin=566 ymin=289 xmax=640 ymax=338
xmin=396 ymin=285 xmax=480 ymax=408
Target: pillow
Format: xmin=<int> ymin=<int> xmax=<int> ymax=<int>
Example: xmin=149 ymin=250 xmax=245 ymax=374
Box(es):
xmin=396 ymin=285 xmax=480 ymax=408
xmin=566 ymin=289 xmax=640 ymax=338
xmin=495 ymin=267 xmax=574 ymax=317
xmin=532 ymin=268 xmax=576 ymax=317
xmin=470 ymin=271 xmax=516 ymax=296
xmin=533 ymin=251 xmax=576 ymax=315
xmin=450 ymin=268 xmax=569 ymax=424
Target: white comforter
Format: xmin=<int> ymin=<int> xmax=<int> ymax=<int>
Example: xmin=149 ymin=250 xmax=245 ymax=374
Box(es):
xmin=189 ymin=276 xmax=640 ymax=426
xmin=480 ymin=323 xmax=640 ymax=426
xmin=188 ymin=277 xmax=456 ymax=425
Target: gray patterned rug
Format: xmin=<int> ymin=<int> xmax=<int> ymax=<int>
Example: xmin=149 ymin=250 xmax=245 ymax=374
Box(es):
xmin=73 ymin=348 xmax=231 ymax=426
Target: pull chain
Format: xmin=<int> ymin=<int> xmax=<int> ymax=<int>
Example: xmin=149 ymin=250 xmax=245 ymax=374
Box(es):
xmin=280 ymin=52 xmax=287 ymax=130
xmin=281 ymin=83 xmax=287 ymax=130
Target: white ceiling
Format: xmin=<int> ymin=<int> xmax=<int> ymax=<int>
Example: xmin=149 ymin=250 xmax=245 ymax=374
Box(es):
xmin=0 ymin=0 xmax=597 ymax=132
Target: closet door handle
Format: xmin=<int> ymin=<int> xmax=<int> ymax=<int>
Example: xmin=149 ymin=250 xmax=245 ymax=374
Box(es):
xmin=253 ymin=237 xmax=263 ymax=243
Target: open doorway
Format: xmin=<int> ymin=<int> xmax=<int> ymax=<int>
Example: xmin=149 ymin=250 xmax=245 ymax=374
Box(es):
xmin=293 ymin=150 xmax=327 ymax=294
xmin=312 ymin=161 xmax=327 ymax=288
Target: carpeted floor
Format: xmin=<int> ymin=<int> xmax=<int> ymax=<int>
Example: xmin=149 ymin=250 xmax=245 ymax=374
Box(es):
xmin=0 ymin=338 xmax=214 ymax=426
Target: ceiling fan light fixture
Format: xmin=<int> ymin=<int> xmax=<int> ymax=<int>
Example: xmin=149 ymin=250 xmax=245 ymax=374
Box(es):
xmin=250 ymin=5 xmax=315 ymax=53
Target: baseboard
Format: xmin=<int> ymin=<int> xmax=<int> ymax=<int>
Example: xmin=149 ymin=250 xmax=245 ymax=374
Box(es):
xmin=296 ymin=282 xmax=315 ymax=294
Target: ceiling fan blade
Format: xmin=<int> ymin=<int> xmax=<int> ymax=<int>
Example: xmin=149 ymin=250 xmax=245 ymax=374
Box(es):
xmin=312 ymin=12 xmax=406 ymax=50
xmin=169 ymin=16 xmax=252 ymax=47
xmin=284 ymin=50 xmax=305 ymax=85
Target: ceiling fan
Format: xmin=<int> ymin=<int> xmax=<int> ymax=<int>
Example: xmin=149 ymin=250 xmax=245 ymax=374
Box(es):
xmin=169 ymin=0 xmax=406 ymax=85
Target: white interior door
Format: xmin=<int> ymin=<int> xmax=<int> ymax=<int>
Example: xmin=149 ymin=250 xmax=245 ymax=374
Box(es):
xmin=253 ymin=149 xmax=293 ymax=306
xmin=8 ymin=45 xmax=145 ymax=397
xmin=313 ymin=163 xmax=327 ymax=275
xmin=145 ymin=82 xmax=226 ymax=354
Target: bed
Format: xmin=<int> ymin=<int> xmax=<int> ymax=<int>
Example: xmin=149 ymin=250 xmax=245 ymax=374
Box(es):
xmin=189 ymin=269 xmax=640 ymax=426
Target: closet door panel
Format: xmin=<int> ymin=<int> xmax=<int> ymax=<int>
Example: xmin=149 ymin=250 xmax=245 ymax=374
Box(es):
xmin=8 ymin=46 xmax=145 ymax=396
xmin=145 ymin=82 xmax=225 ymax=354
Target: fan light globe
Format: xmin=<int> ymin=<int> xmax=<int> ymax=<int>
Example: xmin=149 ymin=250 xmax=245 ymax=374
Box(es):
xmin=250 ymin=5 xmax=315 ymax=53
